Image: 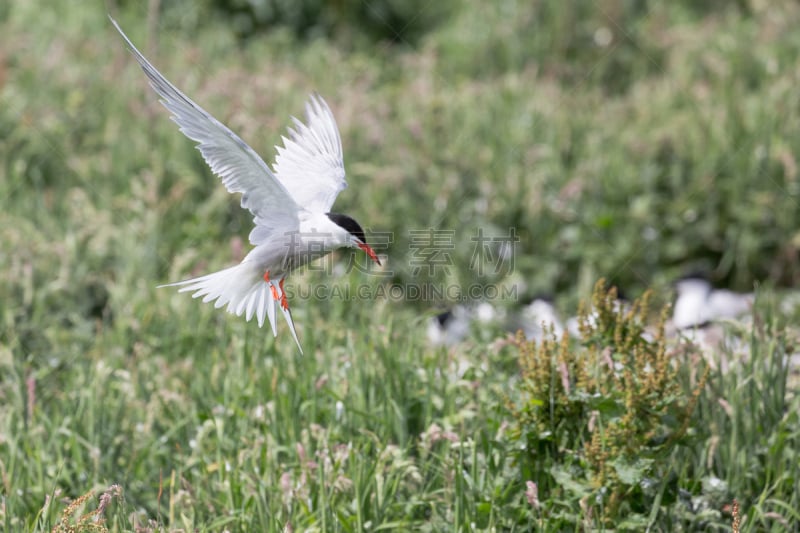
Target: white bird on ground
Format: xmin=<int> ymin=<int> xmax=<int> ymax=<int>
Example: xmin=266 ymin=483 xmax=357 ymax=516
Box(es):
xmin=112 ymin=19 xmax=381 ymax=354
xmin=517 ymin=298 xmax=564 ymax=342
xmin=672 ymin=276 xmax=753 ymax=330
xmin=426 ymin=300 xmax=508 ymax=347
xmin=426 ymin=307 xmax=472 ymax=347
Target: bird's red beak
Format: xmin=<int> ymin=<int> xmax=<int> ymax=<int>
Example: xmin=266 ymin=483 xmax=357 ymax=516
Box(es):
xmin=358 ymin=242 xmax=381 ymax=266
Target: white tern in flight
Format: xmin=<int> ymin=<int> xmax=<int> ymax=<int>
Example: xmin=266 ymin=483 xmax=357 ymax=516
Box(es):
xmin=112 ymin=18 xmax=381 ymax=354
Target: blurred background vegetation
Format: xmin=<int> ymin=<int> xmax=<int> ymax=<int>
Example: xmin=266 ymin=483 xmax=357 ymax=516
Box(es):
xmin=3 ymin=0 xmax=800 ymax=313
xmin=1 ymin=0 xmax=800 ymax=530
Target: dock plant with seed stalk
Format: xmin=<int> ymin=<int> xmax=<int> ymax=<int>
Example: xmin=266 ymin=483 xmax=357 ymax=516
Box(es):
xmin=507 ymin=279 xmax=709 ymax=526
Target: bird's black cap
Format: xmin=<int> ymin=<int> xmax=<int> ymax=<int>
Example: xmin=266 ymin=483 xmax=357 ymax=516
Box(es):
xmin=327 ymin=212 xmax=366 ymax=244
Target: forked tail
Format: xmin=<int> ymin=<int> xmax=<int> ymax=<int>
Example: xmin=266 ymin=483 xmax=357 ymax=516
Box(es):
xmin=158 ymin=262 xmax=303 ymax=353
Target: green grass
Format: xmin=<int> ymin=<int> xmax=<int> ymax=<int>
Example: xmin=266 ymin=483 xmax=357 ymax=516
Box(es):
xmin=1 ymin=0 xmax=799 ymax=530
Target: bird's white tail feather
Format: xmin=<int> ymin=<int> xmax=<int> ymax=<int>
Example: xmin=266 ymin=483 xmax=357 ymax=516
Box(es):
xmin=159 ymin=263 xmax=303 ymax=353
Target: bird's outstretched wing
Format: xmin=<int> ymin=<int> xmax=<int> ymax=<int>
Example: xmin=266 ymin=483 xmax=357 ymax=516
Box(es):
xmin=111 ymin=17 xmax=301 ymax=236
xmin=272 ymin=94 xmax=347 ymax=215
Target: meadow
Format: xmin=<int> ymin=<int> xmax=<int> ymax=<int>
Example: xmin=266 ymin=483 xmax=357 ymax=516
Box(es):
xmin=1 ymin=0 xmax=799 ymax=530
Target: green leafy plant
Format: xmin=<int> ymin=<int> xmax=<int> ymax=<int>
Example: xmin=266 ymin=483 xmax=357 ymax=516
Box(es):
xmin=507 ymin=279 xmax=708 ymax=527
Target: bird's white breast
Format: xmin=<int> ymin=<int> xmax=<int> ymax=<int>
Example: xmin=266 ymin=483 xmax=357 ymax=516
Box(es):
xmin=244 ymin=212 xmax=350 ymax=275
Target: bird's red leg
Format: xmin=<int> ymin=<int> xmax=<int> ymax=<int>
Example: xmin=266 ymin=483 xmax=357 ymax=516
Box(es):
xmin=265 ymin=270 xmax=281 ymax=301
xmin=279 ymin=279 xmax=289 ymax=311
